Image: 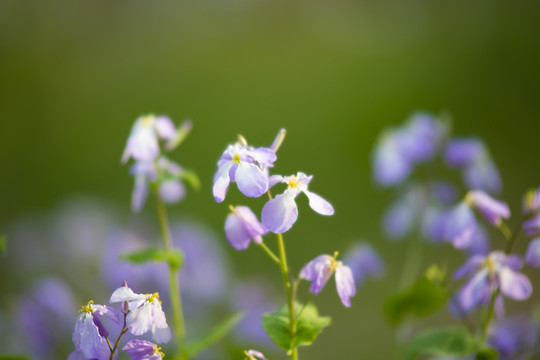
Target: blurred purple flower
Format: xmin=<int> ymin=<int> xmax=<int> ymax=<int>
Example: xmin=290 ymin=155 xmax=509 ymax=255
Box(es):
xmin=453 ymin=251 xmax=532 ymax=314
xmin=523 ymin=214 xmax=540 ymax=236
xmin=523 ymin=187 xmax=540 ymax=215
xmin=261 ymin=172 xmax=334 ymax=233
xmin=525 ymin=238 xmax=540 ymax=267
xmin=343 ymin=243 xmax=384 ymax=287
xmin=300 ymin=253 xmax=356 ymax=307
xmin=487 ymin=316 xmax=538 ymax=360
xmin=213 ymin=140 xmax=277 ymax=202
xmin=123 ymin=340 xmax=164 ymax=360
xmin=445 ymin=138 xmax=502 ymax=194
xmin=466 ymin=191 xmax=510 ymax=226
xmin=122 ymin=115 xmax=177 ymax=163
xmin=444 ymin=202 xmax=477 ymax=249
xmin=225 ymin=206 xmax=267 ymax=250
xmin=465 ymin=225 xmax=491 ymax=256
xmin=110 ymin=287 xmax=170 ymax=343
xmin=383 ymin=187 xmax=424 ymax=239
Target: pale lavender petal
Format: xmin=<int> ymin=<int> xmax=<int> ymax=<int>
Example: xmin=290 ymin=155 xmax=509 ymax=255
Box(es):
xmin=445 ymin=139 xmax=483 ymax=167
xmin=499 ymin=268 xmax=532 ymax=300
xmin=501 ymin=254 xmax=523 ymax=271
xmin=464 ymin=160 xmax=502 ymax=195
xmin=488 ymin=316 xmax=538 ymax=358
xmin=467 ymin=191 xmax=510 ymax=225
xmin=110 ymin=287 xmax=146 ymax=304
xmin=247 ymin=350 xmax=268 ymax=360
xmin=76 ymin=314 xmax=110 ymax=360
xmin=373 ymin=133 xmax=411 ymax=186
xmin=154 ymin=116 xmax=177 ymax=140
xmin=225 ymin=213 xmax=251 ymax=250
xmin=525 ymin=238 xmax=540 ymax=267
xmin=300 ymin=255 xmax=332 ymax=281
xmin=248 ymin=147 xmax=277 ymax=167
xmin=151 ymin=301 xmax=168 ymax=329
xmin=213 ymin=162 xmax=233 ymax=202
xmin=125 ymin=126 xmax=160 ymax=163
xmin=235 ymin=206 xmax=267 ymax=242
xmin=466 ymin=225 xmax=491 ymax=256
xmin=457 ymin=267 xmax=490 ymax=312
xmin=401 ymin=113 xmax=443 ymax=163
xmin=268 ymin=175 xmax=285 ymax=189
xmin=523 ymin=215 xmax=540 ymax=236
xmin=311 ymin=265 xmax=333 ymax=294
xmin=343 ymin=244 xmax=384 ymax=286
xmin=453 ymin=255 xmax=484 ymax=279
xmin=261 ymin=192 xmax=298 ymax=233
xmin=123 ymin=339 xmax=161 ymax=359
xmin=445 ymin=202 xmax=477 ymax=249
xmin=335 ymin=265 xmax=356 ymax=307
xmin=303 ymin=190 xmax=334 ymax=216
xmin=132 ymin=175 xmax=148 ymax=212
xmin=127 ymin=303 xmax=153 ymax=336
xmin=159 ymin=180 xmax=185 ymax=203
xmin=235 ymin=162 xmax=269 ymax=198
xmin=421 ymin=207 xmax=449 ymax=243
xmin=384 ymin=191 xmax=421 ymax=240
xmin=151 ymin=325 xmax=171 ymax=344
xmin=67 ymin=350 xmax=87 ymax=360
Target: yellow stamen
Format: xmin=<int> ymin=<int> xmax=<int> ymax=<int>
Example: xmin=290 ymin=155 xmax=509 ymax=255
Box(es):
xmin=484 ymin=257 xmax=495 ymax=275
xmin=464 ymin=191 xmax=474 ymax=206
xmin=329 ymin=251 xmax=341 ymax=272
xmin=141 ymin=115 xmax=155 ymax=127
xmin=153 ymin=344 xmax=165 ymax=357
xmin=233 ymin=153 xmax=241 ymax=164
xmin=147 ymin=292 xmax=161 ymax=304
xmin=287 ymin=175 xmax=299 ymax=189
xmin=79 ymin=300 xmax=94 ymax=314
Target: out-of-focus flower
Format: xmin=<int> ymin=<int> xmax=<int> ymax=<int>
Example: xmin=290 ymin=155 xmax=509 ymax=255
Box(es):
xmin=525 ymin=238 xmax=540 ymax=267
xmin=372 ymin=113 xmax=445 ymax=186
xmin=445 ymin=138 xmax=502 ymax=194
xmin=225 ymin=206 xmax=267 ymax=250
xmin=123 ymin=340 xmax=164 ymax=360
xmin=300 ymin=253 xmax=356 ymax=307
xmin=522 ymin=187 xmax=540 ymax=215
xmin=343 ymin=243 xmax=384 ymax=287
xmin=523 ymin=214 xmax=540 ymax=236
xmin=383 ymin=186 xmax=425 ymax=239
xmin=122 ymin=115 xmax=178 ymax=163
xmin=487 ymin=316 xmax=538 ymax=360
xmin=444 ymin=202 xmax=477 ymax=249
xmin=72 ymin=301 xmax=120 ymax=360
xmin=110 ymin=287 xmax=170 ymax=343
xmin=213 ymin=137 xmax=277 ymax=202
xmin=453 ymin=251 xmax=532 ymax=314
xmin=244 ymin=349 xmax=268 ymax=360
xmin=261 ymin=172 xmax=334 ymax=233
xmin=465 ymin=191 xmax=510 ymax=226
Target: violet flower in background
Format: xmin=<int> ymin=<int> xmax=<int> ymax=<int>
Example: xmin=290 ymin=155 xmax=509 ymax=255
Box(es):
xmin=245 ymin=349 xmax=269 ymax=360
xmin=261 ymin=172 xmax=334 ymax=233
xmin=453 ymin=251 xmax=532 ymax=314
xmin=445 ymin=138 xmax=502 ymax=195
xmin=523 ymin=187 xmax=540 ymax=215
xmin=343 ymin=243 xmax=384 ymax=287
xmin=487 ymin=316 xmax=539 ymax=360
xmin=465 ymin=191 xmax=510 ymax=226
xmin=213 ymin=139 xmax=277 ymax=202
xmin=123 ymin=339 xmax=164 ymax=360
xmin=225 ymin=205 xmax=267 ymax=250
xmin=300 ymin=253 xmax=356 ymax=307
xmin=122 ymin=115 xmax=178 ymax=163
xmin=383 ymin=186 xmax=425 ymax=239
xmin=525 ymin=238 xmax=540 ymax=267
xmin=523 ymin=215 xmax=540 ymax=236
xmin=444 ymin=202 xmax=477 ymax=249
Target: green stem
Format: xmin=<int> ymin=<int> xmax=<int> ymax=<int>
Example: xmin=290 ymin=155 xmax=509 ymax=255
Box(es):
xmin=259 ymin=241 xmax=280 ymax=264
xmin=276 ymin=232 xmax=297 ymax=360
xmin=109 ymin=310 xmax=129 ymax=360
xmin=156 ymin=195 xmax=186 ymax=350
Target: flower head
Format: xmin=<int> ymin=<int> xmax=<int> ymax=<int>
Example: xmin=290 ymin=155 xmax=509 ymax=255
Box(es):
xmin=225 ymin=205 xmax=267 ymax=250
xmin=261 ymin=172 xmax=334 ymax=233
xmin=465 ymin=191 xmax=510 ymax=226
xmin=487 ymin=315 xmax=538 ymax=359
xmin=244 ymin=349 xmax=268 ymax=360
xmin=453 ymin=251 xmax=532 ymax=313
xmin=123 ymin=340 xmax=164 ymax=360
xmin=213 ymin=136 xmax=277 ymax=202
xmin=300 ymin=252 xmax=356 ymax=307
xmin=122 ymin=115 xmax=178 ymax=163
xmin=444 ymin=202 xmax=477 ymax=249
xmin=110 ymin=286 xmax=170 ymax=343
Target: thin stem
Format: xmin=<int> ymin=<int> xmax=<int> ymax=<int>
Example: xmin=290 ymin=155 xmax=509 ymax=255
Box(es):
xmin=504 ymin=218 xmax=525 ymax=254
xmin=156 ymin=195 xmax=186 ymax=349
xmin=498 ymin=221 xmax=512 ymax=241
xmin=259 ymin=241 xmax=280 ymax=264
xmin=109 ymin=310 xmax=129 ymax=360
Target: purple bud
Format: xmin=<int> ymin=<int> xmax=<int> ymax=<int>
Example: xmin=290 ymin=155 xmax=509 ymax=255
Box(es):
xmin=466 ymin=191 xmax=510 ymax=226
xmin=225 ymin=206 xmax=267 ymax=250
xmin=523 ymin=214 xmax=540 ymax=236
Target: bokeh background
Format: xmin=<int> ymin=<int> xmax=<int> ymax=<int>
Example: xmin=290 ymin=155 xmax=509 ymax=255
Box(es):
xmin=1 ymin=0 xmax=540 ymax=359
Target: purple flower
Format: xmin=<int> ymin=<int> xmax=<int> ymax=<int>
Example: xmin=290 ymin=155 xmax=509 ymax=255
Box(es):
xmin=122 ymin=115 xmax=178 ymax=163
xmin=213 ymin=138 xmax=277 ymax=202
xmin=487 ymin=316 xmax=538 ymax=360
xmin=445 ymin=138 xmax=502 ymax=194
xmin=525 ymin=238 xmax=540 ymax=267
xmin=245 ymin=349 xmax=268 ymax=360
xmin=72 ymin=301 xmax=120 ymax=360
xmin=130 ymin=157 xmax=186 ymax=212
xmin=523 ymin=214 xmax=540 ymax=236
xmin=523 ymin=187 xmax=540 ymax=215
xmin=261 ymin=172 xmax=334 ymax=233
xmin=453 ymin=251 xmax=532 ymax=313
xmin=372 ymin=130 xmax=413 ymax=186
xmin=383 ymin=186 xmax=424 ymax=239
xmin=225 ymin=206 xmax=267 ymax=250
xmin=123 ymin=340 xmax=164 ymax=360
xmin=110 ymin=287 xmax=170 ymax=343
xmin=343 ymin=243 xmax=384 ymax=287
xmin=465 ymin=191 xmax=510 ymax=226
xmin=300 ymin=253 xmax=356 ymax=307
xmin=444 ymin=202 xmax=477 ymax=249
xmin=465 ymin=225 xmax=491 ymax=256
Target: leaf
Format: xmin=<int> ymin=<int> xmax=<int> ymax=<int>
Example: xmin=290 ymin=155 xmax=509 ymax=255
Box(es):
xmin=405 ymin=327 xmax=477 ymax=360
xmin=182 ymin=312 xmax=243 ymax=358
xmin=180 ymin=170 xmax=200 ymax=191
xmin=384 ymin=277 xmax=448 ymax=325
xmin=262 ymin=302 xmax=331 ymax=351
xmin=119 ymin=247 xmax=184 ymax=270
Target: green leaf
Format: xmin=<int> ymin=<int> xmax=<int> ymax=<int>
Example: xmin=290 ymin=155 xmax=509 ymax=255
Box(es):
xmin=262 ymin=302 xmax=331 ymax=351
xmin=182 ymin=312 xmax=243 ymax=358
xmin=180 ymin=170 xmax=200 ymax=191
xmin=119 ymin=247 xmax=184 ymax=270
xmin=405 ymin=327 xmax=477 ymax=360
xmin=384 ymin=277 xmax=448 ymax=325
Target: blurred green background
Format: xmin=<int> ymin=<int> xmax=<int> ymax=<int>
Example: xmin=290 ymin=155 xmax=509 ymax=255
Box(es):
xmin=1 ymin=0 xmax=540 ymax=359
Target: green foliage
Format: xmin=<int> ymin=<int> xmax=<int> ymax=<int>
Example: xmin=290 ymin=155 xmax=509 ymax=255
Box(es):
xmin=405 ymin=326 xmax=496 ymax=360
xmin=180 ymin=169 xmax=201 ymax=191
xmin=384 ymin=277 xmax=448 ymax=325
xmin=120 ymin=247 xmax=184 ymax=270
xmin=262 ymin=302 xmax=331 ymax=351
xmin=181 ymin=312 xmax=243 ymax=358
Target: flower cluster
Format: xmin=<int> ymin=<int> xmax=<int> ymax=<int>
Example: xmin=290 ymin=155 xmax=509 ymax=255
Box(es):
xmin=122 ymin=114 xmax=196 ymax=212
xmin=68 ymin=284 xmax=168 ymax=360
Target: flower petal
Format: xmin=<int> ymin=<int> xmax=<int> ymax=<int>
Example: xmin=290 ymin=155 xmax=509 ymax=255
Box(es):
xmin=110 ymin=287 xmax=146 ymax=304
xmin=213 ymin=162 xmax=233 ymax=203
xmin=131 ymin=176 xmax=148 ymax=213
xmin=235 ymin=162 xmax=268 ymax=198
xmin=525 ymin=238 xmax=540 ymax=267
xmin=303 ymin=190 xmax=334 ymax=216
xmin=159 ymin=180 xmax=185 ymax=203
xmin=335 ymin=265 xmax=356 ymax=307
xmin=127 ymin=303 xmax=153 ymax=336
xmin=300 ymin=255 xmax=332 ymax=281
xmin=499 ymin=268 xmax=532 ymax=300
xmin=261 ymin=192 xmax=298 ymax=233
xmin=154 ymin=116 xmax=177 ymax=140
xmin=453 ymin=255 xmax=484 ymax=279
xmin=456 ymin=268 xmax=490 ymax=313
xmin=225 ymin=213 xmax=251 ymax=250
